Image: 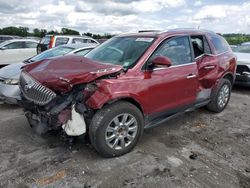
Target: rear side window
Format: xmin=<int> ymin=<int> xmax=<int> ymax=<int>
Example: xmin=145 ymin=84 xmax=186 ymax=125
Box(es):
xmin=25 ymin=42 xmax=37 ymax=48
xmin=210 ymin=35 xmax=229 ymax=54
xmin=150 ymin=36 xmax=192 ymax=66
xmin=191 ymin=35 xmax=212 ymax=58
xmin=72 ymin=38 xmax=84 ymax=44
xmin=55 ymin=37 xmax=69 ymax=47
xmin=87 ymin=39 xmax=97 ymax=44
xmin=4 ymin=41 xmax=24 ymax=49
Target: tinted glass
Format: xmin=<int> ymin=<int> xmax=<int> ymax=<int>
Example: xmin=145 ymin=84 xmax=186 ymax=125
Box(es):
xmin=85 ymin=37 xmax=155 ymax=68
xmin=4 ymin=42 xmax=24 ymax=49
xmin=55 ymin=37 xmax=69 ymax=46
xmin=72 ymin=38 xmax=84 ymax=44
xmin=25 ymin=42 xmax=37 ymax=48
xmin=29 ymin=46 xmax=74 ymax=62
xmin=210 ymin=35 xmax=229 ymax=54
xmin=203 ymin=36 xmax=212 ymax=54
xmin=74 ymin=48 xmax=92 ymax=56
xmin=150 ymin=36 xmax=192 ymax=66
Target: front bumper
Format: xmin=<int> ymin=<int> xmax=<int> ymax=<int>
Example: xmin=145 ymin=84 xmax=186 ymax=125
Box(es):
xmin=235 ymin=74 xmax=250 ymax=87
xmin=19 ymin=93 xmax=90 ymax=136
xmin=0 ymin=82 xmax=21 ymax=104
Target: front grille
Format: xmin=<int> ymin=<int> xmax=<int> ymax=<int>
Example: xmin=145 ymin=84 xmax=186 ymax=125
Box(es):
xmin=20 ymin=71 xmax=56 ymax=106
xmin=236 ymin=65 xmax=250 ymax=74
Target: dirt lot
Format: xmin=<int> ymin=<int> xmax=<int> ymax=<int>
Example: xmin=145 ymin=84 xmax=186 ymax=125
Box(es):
xmin=0 ymin=87 xmax=249 ymax=188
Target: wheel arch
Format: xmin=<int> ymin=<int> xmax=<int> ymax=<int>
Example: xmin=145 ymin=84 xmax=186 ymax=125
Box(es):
xmin=105 ymin=97 xmax=145 ymax=116
xmin=222 ymin=72 xmax=234 ymax=86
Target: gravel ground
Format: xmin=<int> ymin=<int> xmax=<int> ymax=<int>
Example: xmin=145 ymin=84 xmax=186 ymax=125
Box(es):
xmin=0 ymin=87 xmax=249 ymax=188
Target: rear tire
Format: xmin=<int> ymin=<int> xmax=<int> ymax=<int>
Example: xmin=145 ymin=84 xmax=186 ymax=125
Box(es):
xmin=89 ymin=101 xmax=144 ymax=158
xmin=207 ymin=78 xmax=231 ymax=113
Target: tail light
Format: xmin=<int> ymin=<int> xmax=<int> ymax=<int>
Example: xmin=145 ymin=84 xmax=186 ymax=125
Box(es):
xmin=49 ymin=36 xmax=55 ymax=48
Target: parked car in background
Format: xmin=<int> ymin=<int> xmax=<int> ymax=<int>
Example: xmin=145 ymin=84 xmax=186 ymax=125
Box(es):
xmin=0 ymin=43 xmax=97 ymax=104
xmin=230 ymin=45 xmax=237 ymax=52
xmin=0 ymin=35 xmax=22 ymax=43
xmin=0 ymin=39 xmax=39 ymax=67
xmin=232 ymin=44 xmax=250 ymax=86
xmin=19 ymin=29 xmax=236 ymax=157
xmin=25 ymin=36 xmax=41 ymax=41
xmin=37 ymin=35 xmax=99 ymax=54
xmin=241 ymin=42 xmax=250 ymax=46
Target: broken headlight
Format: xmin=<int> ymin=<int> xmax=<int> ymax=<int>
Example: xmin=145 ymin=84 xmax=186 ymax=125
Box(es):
xmin=84 ymin=83 xmax=97 ymax=100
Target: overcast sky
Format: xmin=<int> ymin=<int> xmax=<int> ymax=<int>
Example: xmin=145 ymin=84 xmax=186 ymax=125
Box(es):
xmin=0 ymin=0 xmax=250 ymax=34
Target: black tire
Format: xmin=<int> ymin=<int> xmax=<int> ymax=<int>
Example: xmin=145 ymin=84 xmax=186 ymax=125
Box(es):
xmin=207 ymin=78 xmax=232 ymax=113
xmin=89 ymin=101 xmax=144 ymax=158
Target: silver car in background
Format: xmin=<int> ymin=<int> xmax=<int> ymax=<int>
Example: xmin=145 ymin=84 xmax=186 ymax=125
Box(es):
xmin=0 ymin=43 xmax=97 ymax=104
xmin=232 ymin=44 xmax=250 ymax=87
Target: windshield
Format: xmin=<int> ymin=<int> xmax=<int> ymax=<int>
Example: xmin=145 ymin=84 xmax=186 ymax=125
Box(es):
xmin=28 ymin=46 xmax=74 ymax=63
xmin=232 ymin=45 xmax=250 ymax=53
xmin=85 ymin=36 xmax=155 ymax=68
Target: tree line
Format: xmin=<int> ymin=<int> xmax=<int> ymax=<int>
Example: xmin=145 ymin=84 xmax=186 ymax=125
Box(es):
xmin=0 ymin=26 xmax=250 ymax=44
xmin=0 ymin=26 xmax=113 ymax=39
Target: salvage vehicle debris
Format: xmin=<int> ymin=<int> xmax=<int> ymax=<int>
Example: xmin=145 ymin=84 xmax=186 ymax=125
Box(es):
xmin=19 ymin=29 xmax=236 ymax=157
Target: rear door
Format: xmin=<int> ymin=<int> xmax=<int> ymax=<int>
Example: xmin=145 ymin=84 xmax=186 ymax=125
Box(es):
xmin=192 ymin=35 xmax=219 ymax=89
xmin=143 ymin=36 xmax=199 ymax=115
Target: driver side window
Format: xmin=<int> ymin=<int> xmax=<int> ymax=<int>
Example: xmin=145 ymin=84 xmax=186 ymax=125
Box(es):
xmin=150 ymin=36 xmax=192 ymax=66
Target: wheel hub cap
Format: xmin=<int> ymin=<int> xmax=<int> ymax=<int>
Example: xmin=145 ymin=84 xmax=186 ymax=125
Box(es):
xmin=105 ymin=113 xmax=138 ymax=150
xmin=218 ymin=84 xmax=230 ymax=108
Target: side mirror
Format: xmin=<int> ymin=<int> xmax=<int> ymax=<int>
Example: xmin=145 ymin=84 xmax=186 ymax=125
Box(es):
xmin=151 ymin=56 xmax=172 ymax=67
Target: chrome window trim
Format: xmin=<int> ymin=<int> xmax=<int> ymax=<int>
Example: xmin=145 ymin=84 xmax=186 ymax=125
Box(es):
xmin=153 ymin=62 xmax=196 ymax=71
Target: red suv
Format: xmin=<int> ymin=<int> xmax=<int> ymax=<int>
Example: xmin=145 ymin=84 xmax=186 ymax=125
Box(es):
xmin=19 ymin=29 xmax=236 ymax=157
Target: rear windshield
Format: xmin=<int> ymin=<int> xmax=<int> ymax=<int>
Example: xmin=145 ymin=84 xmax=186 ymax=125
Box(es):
xmin=40 ymin=36 xmax=51 ymax=45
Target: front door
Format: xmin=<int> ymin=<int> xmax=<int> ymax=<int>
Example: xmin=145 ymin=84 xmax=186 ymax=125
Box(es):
xmin=142 ymin=36 xmax=199 ymax=115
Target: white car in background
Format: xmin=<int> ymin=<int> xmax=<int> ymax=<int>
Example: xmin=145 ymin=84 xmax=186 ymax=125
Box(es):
xmin=0 ymin=43 xmax=97 ymax=104
xmin=0 ymin=39 xmax=39 ymax=67
xmin=232 ymin=44 xmax=250 ymax=86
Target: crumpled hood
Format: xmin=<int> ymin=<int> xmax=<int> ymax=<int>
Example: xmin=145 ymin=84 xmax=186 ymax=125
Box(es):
xmin=0 ymin=62 xmax=25 ymax=79
xmin=22 ymin=55 xmax=123 ymax=93
xmin=235 ymin=52 xmax=250 ymax=65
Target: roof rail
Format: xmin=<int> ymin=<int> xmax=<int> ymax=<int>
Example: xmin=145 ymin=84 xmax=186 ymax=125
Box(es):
xmin=138 ymin=30 xmax=161 ymax=33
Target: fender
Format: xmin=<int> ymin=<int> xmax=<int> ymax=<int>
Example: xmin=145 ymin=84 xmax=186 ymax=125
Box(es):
xmin=86 ymin=89 xmax=144 ymax=113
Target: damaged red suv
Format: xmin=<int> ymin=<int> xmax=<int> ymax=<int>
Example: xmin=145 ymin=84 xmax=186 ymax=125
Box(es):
xmin=19 ymin=29 xmax=236 ymax=157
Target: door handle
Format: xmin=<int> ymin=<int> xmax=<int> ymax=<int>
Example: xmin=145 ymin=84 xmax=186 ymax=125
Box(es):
xmin=187 ymin=74 xmax=197 ymax=79
xmin=204 ymin=65 xmax=215 ymax=70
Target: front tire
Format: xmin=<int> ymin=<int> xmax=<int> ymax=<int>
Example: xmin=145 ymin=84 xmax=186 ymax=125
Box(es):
xmin=207 ymin=78 xmax=232 ymax=113
xmin=89 ymin=101 xmax=144 ymax=158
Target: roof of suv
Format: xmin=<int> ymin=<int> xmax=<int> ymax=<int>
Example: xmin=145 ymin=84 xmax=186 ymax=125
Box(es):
xmin=118 ymin=29 xmax=216 ymax=38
